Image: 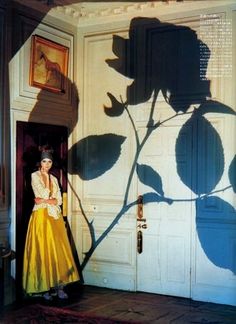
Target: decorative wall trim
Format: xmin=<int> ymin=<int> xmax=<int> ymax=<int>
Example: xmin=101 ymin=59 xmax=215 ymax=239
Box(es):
xmin=10 ymin=13 xmax=75 ymax=110
xmin=13 ymin=1 xmax=236 ymax=26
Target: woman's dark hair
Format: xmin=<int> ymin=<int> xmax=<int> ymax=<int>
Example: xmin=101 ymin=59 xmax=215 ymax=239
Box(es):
xmin=39 ymin=145 xmax=54 ymax=155
xmin=37 ymin=145 xmax=54 ymax=165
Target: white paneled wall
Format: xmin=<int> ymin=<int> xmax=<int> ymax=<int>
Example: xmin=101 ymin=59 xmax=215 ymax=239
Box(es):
xmin=74 ymin=1 xmax=236 ymax=306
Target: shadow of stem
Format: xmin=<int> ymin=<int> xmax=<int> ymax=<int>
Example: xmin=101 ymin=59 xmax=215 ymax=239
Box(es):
xmin=65 ymin=94 xmax=233 ymax=271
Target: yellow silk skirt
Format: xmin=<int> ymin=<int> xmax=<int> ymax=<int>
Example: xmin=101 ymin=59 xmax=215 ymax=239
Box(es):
xmin=23 ymin=208 xmax=80 ymax=294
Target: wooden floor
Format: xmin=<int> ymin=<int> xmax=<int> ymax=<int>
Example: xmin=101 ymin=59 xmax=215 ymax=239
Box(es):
xmin=2 ymin=284 xmax=236 ymax=323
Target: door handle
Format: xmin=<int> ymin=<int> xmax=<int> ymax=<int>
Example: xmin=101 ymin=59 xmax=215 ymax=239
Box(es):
xmin=137 ymin=195 xmax=145 ymax=254
xmin=137 ymin=195 xmax=143 ymax=219
xmin=137 ymin=230 xmax=143 ymax=254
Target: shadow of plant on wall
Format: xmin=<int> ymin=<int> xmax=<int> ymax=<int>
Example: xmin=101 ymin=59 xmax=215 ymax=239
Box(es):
xmin=69 ymin=17 xmax=236 ymax=273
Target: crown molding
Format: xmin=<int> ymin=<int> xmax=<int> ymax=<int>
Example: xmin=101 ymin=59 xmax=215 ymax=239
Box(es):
xmin=12 ymin=1 xmax=191 ymax=26
xmin=12 ymin=0 xmax=236 ymax=27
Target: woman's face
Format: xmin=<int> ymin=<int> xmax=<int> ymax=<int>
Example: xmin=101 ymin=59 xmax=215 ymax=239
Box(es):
xmin=40 ymin=158 xmax=53 ymax=172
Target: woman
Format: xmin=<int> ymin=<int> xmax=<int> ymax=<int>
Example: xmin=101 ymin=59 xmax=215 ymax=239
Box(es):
xmin=22 ymin=147 xmax=80 ymax=300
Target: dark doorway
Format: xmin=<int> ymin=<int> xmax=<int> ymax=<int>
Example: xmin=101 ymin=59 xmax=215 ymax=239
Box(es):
xmin=16 ymin=121 xmax=68 ymax=299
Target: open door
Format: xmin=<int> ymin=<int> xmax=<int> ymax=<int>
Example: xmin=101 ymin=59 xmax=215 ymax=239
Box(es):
xmin=16 ymin=121 xmax=68 ymax=299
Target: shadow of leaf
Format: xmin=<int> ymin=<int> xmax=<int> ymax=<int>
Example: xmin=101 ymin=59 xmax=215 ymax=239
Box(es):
xmin=176 ymin=113 xmax=224 ymax=195
xmin=68 ymin=133 xmax=126 ymax=180
xmin=143 ymin=192 xmax=173 ymax=205
xmin=137 ymin=163 xmax=164 ymax=196
xmin=196 ymin=196 xmax=236 ymax=274
xmin=104 ymin=92 xmax=126 ymax=117
xmin=197 ymin=100 xmax=236 ymax=116
xmin=229 ymin=155 xmax=236 ymax=193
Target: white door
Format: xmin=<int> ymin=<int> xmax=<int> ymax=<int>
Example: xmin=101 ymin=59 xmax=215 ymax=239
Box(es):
xmin=136 ymin=117 xmax=193 ymax=298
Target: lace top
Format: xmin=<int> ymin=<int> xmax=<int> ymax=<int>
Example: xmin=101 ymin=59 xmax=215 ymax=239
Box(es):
xmin=31 ymin=170 xmax=62 ymax=219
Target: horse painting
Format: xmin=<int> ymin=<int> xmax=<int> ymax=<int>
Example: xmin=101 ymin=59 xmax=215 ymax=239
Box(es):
xmin=39 ymin=51 xmax=62 ymax=89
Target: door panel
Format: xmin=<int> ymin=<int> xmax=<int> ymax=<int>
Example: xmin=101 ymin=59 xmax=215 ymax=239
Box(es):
xmin=16 ymin=121 xmax=68 ymax=298
xmin=137 ymin=122 xmax=193 ymax=298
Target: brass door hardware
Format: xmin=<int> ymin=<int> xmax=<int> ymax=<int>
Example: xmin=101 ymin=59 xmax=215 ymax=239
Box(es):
xmin=137 ymin=195 xmax=146 ymax=254
xmin=137 ymin=230 xmax=143 ymax=254
xmin=137 ymin=195 xmax=143 ymax=219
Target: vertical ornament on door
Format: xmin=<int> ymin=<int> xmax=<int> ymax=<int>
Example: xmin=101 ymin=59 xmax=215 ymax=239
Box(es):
xmin=137 ymin=195 xmax=147 ymax=254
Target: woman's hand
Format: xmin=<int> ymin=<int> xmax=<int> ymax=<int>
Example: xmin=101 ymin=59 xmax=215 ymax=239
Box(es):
xmin=34 ymin=197 xmax=44 ymax=204
xmin=47 ymin=198 xmax=57 ymax=205
xmin=34 ymin=197 xmax=57 ymax=205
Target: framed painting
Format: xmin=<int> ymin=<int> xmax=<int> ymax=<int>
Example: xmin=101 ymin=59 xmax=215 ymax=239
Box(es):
xmin=29 ymin=35 xmax=69 ymax=93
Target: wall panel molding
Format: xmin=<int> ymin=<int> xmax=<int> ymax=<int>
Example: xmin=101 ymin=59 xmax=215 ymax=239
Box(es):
xmin=79 ymin=29 xmax=136 ymax=209
xmin=10 ymin=11 xmax=76 ymax=119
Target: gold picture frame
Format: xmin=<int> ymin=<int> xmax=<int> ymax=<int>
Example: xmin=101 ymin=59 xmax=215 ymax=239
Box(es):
xmin=29 ymin=35 xmax=69 ymax=93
